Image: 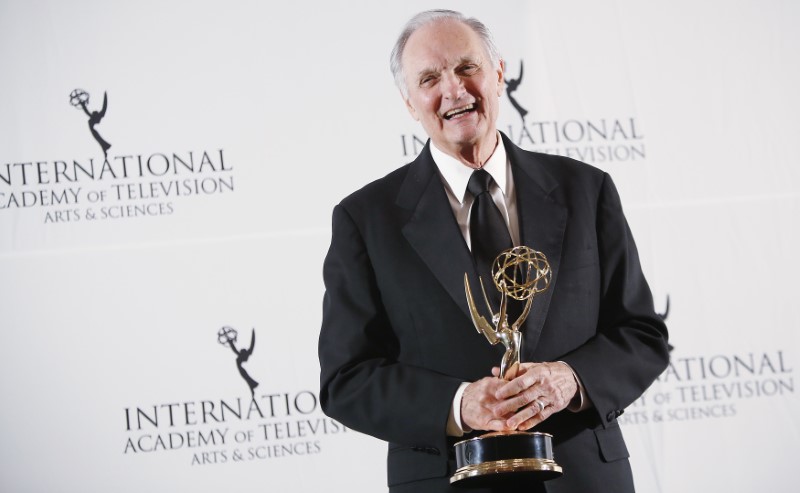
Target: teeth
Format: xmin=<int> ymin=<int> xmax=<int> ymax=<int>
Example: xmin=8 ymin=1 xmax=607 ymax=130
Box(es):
xmin=444 ymin=104 xmax=475 ymax=119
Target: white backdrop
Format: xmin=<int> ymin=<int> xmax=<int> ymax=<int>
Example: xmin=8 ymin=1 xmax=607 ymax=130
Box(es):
xmin=1 ymin=1 xmax=798 ymax=492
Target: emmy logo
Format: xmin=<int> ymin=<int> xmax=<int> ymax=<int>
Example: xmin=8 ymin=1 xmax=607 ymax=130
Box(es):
xmin=217 ymin=326 xmax=259 ymax=397
xmin=452 ymin=246 xmax=562 ymax=485
xmin=504 ymin=60 xmax=528 ymax=124
xmin=69 ymin=88 xmax=111 ymax=156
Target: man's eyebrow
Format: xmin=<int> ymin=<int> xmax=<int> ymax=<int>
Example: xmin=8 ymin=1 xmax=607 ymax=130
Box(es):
xmin=415 ymin=66 xmax=440 ymax=78
xmin=457 ymin=56 xmax=481 ymax=66
xmin=413 ymin=69 xmax=443 ymax=85
xmin=415 ymin=57 xmax=481 ymax=77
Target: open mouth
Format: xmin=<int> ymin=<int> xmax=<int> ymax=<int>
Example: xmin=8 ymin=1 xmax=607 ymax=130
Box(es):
xmin=443 ymin=103 xmax=477 ymax=120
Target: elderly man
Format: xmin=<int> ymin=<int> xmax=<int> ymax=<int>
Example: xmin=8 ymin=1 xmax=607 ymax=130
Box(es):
xmin=319 ymin=9 xmax=669 ymax=493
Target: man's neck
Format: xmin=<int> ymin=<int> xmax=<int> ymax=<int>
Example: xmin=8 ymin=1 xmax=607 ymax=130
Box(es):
xmin=439 ymin=132 xmax=500 ymax=170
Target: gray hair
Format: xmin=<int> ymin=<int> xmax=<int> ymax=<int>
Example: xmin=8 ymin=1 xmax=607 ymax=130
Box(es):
xmin=389 ymin=9 xmax=502 ymax=98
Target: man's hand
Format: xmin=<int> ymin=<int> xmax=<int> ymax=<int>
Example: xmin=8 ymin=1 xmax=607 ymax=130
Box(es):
xmin=491 ymin=362 xmax=579 ymax=431
xmin=460 ymin=376 xmax=516 ymax=432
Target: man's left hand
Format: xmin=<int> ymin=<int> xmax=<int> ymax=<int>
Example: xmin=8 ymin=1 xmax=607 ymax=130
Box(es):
xmin=491 ymin=362 xmax=579 ymax=430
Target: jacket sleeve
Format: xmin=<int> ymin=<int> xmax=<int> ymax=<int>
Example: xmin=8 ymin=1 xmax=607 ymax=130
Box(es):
xmin=560 ymin=173 xmax=670 ymax=427
xmin=318 ymin=203 xmax=463 ymax=449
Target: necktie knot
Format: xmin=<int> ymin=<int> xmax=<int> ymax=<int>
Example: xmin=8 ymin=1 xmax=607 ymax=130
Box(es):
xmin=467 ymin=169 xmax=493 ymax=197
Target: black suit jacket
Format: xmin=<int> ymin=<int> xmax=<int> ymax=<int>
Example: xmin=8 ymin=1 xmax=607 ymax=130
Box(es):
xmin=319 ymin=134 xmax=669 ymax=492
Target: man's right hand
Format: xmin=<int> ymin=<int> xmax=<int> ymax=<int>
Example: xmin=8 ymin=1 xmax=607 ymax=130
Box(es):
xmin=460 ymin=376 xmax=516 ymax=432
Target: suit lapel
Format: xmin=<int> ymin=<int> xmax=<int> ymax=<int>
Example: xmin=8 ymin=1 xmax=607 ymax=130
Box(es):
xmin=504 ymin=134 xmax=568 ymax=353
xmin=398 ymin=144 xmax=477 ymax=321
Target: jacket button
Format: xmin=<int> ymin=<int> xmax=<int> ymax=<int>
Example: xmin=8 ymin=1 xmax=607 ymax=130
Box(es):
xmin=606 ymin=411 xmax=616 ymax=422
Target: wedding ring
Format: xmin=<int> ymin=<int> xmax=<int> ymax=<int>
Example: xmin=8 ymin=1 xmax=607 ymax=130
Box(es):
xmin=534 ymin=399 xmax=545 ymax=413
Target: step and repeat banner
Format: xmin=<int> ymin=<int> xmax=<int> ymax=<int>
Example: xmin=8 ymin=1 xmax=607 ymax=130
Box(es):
xmin=1 ymin=1 xmax=798 ymax=492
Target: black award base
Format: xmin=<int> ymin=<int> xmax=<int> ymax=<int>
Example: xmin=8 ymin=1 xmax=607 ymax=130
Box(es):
xmin=450 ymin=431 xmax=562 ymax=487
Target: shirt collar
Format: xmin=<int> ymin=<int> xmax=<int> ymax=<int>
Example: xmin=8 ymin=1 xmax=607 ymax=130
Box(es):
xmin=430 ymin=134 xmax=509 ymax=205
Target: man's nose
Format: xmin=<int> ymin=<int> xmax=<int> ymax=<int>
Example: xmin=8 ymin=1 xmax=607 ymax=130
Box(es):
xmin=441 ymin=72 xmax=466 ymax=100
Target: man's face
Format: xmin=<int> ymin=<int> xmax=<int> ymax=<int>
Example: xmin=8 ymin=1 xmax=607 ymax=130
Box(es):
xmin=401 ymin=19 xmax=504 ymax=158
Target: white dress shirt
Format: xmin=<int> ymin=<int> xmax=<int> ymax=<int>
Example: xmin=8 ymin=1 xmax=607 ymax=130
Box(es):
xmin=430 ymin=138 xmax=520 ymax=249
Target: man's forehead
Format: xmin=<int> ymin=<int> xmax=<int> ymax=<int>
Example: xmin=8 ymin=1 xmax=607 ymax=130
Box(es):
xmin=402 ymin=21 xmax=487 ymax=72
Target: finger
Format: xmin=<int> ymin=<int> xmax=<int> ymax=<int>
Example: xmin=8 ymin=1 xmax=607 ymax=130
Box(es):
xmin=516 ymin=406 xmax=555 ymax=431
xmin=493 ymin=385 xmax=542 ymax=417
xmin=495 ymin=371 xmax=540 ymax=400
xmin=485 ymin=417 xmax=514 ymax=432
xmin=515 ymin=414 xmax=545 ymax=431
xmin=505 ymin=401 xmax=541 ymax=429
xmin=512 ymin=362 xmax=537 ymax=375
xmin=515 ymin=402 xmax=554 ymax=430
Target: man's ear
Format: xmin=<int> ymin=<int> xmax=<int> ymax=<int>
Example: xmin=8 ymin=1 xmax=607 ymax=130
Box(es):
xmin=403 ymin=91 xmax=420 ymax=121
xmin=496 ymin=59 xmax=506 ymax=97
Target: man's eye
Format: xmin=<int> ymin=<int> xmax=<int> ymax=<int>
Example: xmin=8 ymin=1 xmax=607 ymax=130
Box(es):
xmin=419 ymin=76 xmax=438 ymax=87
xmin=459 ymin=64 xmax=479 ymax=75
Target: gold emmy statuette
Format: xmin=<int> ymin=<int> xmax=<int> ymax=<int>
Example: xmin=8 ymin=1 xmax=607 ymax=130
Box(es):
xmin=451 ymin=246 xmax=563 ymax=486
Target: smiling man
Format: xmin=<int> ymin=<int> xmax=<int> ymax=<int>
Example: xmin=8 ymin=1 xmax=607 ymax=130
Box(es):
xmin=319 ymin=9 xmax=669 ymax=493
xmin=399 ymin=17 xmax=502 ymax=168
